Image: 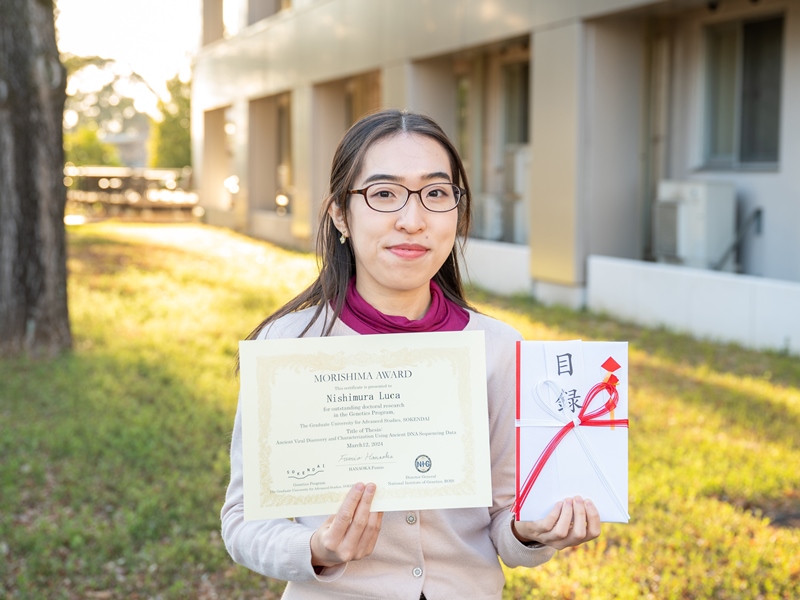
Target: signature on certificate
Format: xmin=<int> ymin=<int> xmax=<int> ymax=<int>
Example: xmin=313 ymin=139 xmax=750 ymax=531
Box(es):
xmin=338 ymin=451 xmax=395 ymax=463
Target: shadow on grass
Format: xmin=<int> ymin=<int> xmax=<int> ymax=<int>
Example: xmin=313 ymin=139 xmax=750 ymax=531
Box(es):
xmin=0 ymin=347 xmax=283 ymax=600
xmin=68 ymin=230 xmax=308 ymax=344
xmin=634 ymin=359 xmax=800 ymax=452
xmin=68 ymin=233 xmax=226 ymax=279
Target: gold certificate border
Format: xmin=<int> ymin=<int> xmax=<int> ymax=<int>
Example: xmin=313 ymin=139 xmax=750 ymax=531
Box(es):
xmin=254 ymin=345 xmax=476 ymax=510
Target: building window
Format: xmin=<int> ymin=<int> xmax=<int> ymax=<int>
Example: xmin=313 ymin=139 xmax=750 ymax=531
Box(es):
xmin=276 ymin=95 xmax=292 ymax=214
xmin=223 ymin=0 xmax=241 ymax=37
xmin=502 ymin=61 xmax=529 ymax=145
xmin=343 ymin=72 xmax=381 ymax=129
xmin=452 ymin=40 xmax=530 ymax=244
xmin=705 ymin=15 xmax=783 ymax=168
xmin=249 ymin=92 xmax=291 ymax=214
xmin=456 ymin=74 xmax=471 ymax=165
xmin=248 ymin=0 xmax=292 ymax=26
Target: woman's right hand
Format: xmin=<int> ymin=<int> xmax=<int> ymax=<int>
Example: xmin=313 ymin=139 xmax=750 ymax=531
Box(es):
xmin=310 ymin=482 xmax=384 ymax=568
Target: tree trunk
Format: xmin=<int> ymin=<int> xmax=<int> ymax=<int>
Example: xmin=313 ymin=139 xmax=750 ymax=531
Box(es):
xmin=0 ymin=0 xmax=71 ymax=357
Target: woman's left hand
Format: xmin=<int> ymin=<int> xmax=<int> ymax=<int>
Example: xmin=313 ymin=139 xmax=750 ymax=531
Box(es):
xmin=512 ymin=495 xmax=601 ymax=551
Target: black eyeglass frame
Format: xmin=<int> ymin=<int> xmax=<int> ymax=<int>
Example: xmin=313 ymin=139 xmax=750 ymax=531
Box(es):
xmin=347 ymin=182 xmax=465 ymax=213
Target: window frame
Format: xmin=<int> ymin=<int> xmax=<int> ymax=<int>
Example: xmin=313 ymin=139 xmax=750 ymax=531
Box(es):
xmin=702 ymin=14 xmax=784 ymax=172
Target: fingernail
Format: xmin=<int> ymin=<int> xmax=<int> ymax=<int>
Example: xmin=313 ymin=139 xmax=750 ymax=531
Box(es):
xmin=565 ymin=498 xmax=573 ymax=506
xmin=354 ymin=482 xmax=365 ymax=491
xmin=365 ymin=483 xmax=376 ymax=494
xmin=585 ymin=499 xmax=594 ymax=507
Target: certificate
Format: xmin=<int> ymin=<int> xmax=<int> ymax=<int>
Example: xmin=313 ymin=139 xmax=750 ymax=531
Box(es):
xmin=514 ymin=340 xmax=629 ymax=523
xmin=238 ymin=330 xmax=491 ymax=520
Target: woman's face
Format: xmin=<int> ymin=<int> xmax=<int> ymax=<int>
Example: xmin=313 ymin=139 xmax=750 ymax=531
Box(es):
xmin=331 ymin=133 xmax=459 ymax=317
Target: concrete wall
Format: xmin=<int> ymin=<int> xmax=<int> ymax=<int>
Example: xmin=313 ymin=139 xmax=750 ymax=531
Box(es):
xmin=528 ymin=14 xmax=647 ymax=301
xmin=200 ymin=106 xmax=235 ymax=225
xmin=248 ymin=94 xmax=278 ymax=212
xmin=588 ymin=255 xmax=800 ymax=355
xmin=462 ymin=238 xmax=531 ymax=296
xmin=583 ymin=17 xmax=646 ymax=264
xmin=529 ymin=23 xmax=582 ymax=288
xmin=195 ymin=0 xmax=659 ymax=108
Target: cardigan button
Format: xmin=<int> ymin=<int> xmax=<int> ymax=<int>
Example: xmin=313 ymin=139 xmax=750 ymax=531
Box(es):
xmin=412 ymin=567 xmax=423 ymax=578
xmin=406 ymin=513 xmax=417 ymax=525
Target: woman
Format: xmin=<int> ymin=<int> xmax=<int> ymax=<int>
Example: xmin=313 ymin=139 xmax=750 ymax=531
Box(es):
xmin=221 ymin=109 xmax=600 ymax=599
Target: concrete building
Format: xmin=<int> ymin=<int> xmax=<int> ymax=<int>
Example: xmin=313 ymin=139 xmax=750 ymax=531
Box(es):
xmin=193 ymin=0 xmax=800 ymax=353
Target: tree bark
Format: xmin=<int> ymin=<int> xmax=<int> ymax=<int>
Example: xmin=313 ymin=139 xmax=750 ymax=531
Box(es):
xmin=0 ymin=0 xmax=71 ymax=357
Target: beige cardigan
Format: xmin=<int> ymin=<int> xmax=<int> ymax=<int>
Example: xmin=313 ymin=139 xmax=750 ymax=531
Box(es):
xmin=221 ymin=307 xmax=556 ymax=599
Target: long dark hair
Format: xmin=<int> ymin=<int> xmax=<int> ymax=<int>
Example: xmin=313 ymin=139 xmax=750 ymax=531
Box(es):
xmin=247 ymin=109 xmax=474 ymax=341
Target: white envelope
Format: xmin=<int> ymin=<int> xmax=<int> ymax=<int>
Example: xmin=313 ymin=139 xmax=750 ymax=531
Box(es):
xmin=515 ymin=340 xmax=629 ymax=523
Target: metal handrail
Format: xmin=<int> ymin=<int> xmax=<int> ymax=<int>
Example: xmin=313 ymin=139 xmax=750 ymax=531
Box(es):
xmin=712 ymin=207 xmax=763 ymax=271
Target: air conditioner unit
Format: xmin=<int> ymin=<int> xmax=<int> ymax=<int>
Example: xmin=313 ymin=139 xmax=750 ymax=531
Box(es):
xmin=653 ymin=180 xmax=737 ymax=271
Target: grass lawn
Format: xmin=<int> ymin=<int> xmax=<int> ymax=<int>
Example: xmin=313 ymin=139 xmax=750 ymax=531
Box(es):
xmin=1 ymin=221 xmax=798 ymax=599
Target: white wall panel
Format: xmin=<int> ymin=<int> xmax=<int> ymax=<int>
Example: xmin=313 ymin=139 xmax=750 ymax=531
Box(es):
xmin=589 ymin=255 xmax=800 ymax=355
xmin=529 ymin=23 xmax=581 ymax=285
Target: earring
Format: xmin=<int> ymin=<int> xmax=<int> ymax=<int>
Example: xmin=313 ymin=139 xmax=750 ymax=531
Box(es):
xmin=339 ymin=232 xmax=347 ymax=244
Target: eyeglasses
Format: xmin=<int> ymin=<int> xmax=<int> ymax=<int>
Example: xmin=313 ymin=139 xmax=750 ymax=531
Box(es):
xmin=347 ymin=182 xmax=464 ymax=213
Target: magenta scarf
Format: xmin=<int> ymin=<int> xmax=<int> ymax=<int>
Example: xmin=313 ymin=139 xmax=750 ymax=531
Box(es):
xmin=339 ymin=278 xmax=469 ymax=334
